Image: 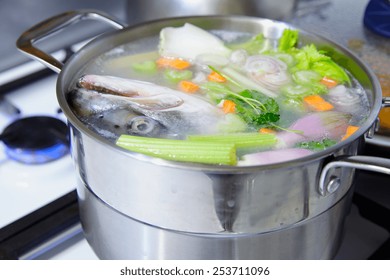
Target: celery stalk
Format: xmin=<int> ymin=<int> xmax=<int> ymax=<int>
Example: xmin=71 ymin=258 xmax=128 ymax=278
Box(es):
xmin=131 ymin=60 xmax=157 ymax=74
xmin=187 ymin=133 xmax=278 ymax=148
xmin=116 ymin=135 xmax=237 ymax=165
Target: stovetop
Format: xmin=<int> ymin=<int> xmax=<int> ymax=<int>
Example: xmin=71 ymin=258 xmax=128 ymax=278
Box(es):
xmin=0 ymin=0 xmax=389 ymax=260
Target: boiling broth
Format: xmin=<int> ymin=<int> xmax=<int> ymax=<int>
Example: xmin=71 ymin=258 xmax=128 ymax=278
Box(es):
xmin=68 ymin=24 xmax=370 ymax=166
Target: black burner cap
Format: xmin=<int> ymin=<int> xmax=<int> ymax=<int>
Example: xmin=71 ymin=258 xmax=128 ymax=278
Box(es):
xmin=1 ymin=116 xmax=69 ymax=150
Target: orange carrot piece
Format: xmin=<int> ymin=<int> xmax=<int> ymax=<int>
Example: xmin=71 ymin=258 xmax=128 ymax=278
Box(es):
xmin=208 ymin=71 xmax=227 ymax=83
xmin=222 ymin=100 xmax=236 ymax=114
xmin=341 ymin=125 xmax=359 ymax=141
xmin=320 ymin=76 xmax=338 ymax=88
xmin=259 ymin=128 xmax=276 ymax=134
xmin=156 ymin=57 xmax=191 ymax=70
xmin=303 ymin=95 xmax=334 ymax=111
xmin=179 ymin=80 xmax=199 ymax=93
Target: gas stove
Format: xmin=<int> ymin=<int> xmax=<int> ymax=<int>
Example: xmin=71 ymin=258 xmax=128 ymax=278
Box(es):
xmin=0 ymin=0 xmax=389 ymax=260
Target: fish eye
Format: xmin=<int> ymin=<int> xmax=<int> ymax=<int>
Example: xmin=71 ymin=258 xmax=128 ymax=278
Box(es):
xmin=128 ymin=116 xmax=160 ymax=135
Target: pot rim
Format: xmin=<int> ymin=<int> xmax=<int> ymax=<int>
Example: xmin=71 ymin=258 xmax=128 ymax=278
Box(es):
xmin=57 ymin=15 xmax=383 ymax=172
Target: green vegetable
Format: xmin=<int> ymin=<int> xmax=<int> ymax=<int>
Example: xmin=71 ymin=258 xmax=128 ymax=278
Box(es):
xmin=188 ymin=133 xmax=278 ymax=148
xmin=163 ymin=69 xmax=193 ymax=83
xmin=281 ymin=97 xmax=305 ymax=111
xmin=278 ymin=29 xmax=299 ymax=52
xmin=131 ymin=60 xmax=157 ymax=74
xmin=272 ymin=53 xmax=295 ymax=67
xmin=201 ymin=81 xmax=230 ymax=103
xmin=280 ymin=84 xmax=312 ymax=99
xmin=296 ymin=138 xmax=337 ymax=151
xmin=311 ymin=60 xmax=350 ymax=84
xmin=292 ymin=70 xmax=327 ymax=94
xmin=203 ymin=80 xmax=280 ymax=128
xmin=117 ymin=135 xmax=237 ymax=165
xmin=203 ymin=67 xmax=281 ymax=129
xmin=228 ymin=89 xmax=280 ymax=128
xmin=291 ymin=44 xmax=350 ymax=84
xmin=229 ymin=33 xmax=266 ymax=54
xmin=217 ymin=114 xmax=248 ymax=133
xmin=293 ymin=70 xmax=322 ymax=84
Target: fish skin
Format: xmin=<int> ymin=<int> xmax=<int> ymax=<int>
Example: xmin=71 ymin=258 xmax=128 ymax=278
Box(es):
xmin=73 ymin=74 xmax=223 ymax=136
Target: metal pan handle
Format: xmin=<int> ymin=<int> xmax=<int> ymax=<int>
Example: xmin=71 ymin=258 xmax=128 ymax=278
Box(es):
xmin=16 ymin=10 xmax=126 ymax=73
xmin=319 ymin=155 xmax=390 ymax=196
xmin=384 ymin=97 xmax=390 ymax=107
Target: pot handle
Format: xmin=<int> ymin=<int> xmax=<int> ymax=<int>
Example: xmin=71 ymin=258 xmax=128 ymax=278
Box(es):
xmin=384 ymin=97 xmax=390 ymax=107
xmin=16 ymin=10 xmax=126 ymax=73
xmin=319 ymin=155 xmax=390 ymax=196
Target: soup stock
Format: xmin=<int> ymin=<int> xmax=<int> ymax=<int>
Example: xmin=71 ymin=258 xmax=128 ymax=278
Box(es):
xmin=17 ymin=10 xmax=390 ymax=259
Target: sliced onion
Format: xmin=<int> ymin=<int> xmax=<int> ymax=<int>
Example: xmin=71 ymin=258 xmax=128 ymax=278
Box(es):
xmin=245 ymin=55 xmax=280 ymax=74
xmin=327 ymin=85 xmax=362 ymax=114
xmin=229 ymin=49 xmax=248 ymax=67
xmin=259 ymin=72 xmax=291 ymax=91
xmin=244 ymin=55 xmax=290 ymax=90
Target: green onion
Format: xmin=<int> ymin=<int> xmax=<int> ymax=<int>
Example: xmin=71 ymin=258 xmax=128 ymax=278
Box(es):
xmin=222 ymin=67 xmax=278 ymax=98
xmin=187 ymin=133 xmax=278 ymax=148
xmin=116 ymin=135 xmax=237 ymax=165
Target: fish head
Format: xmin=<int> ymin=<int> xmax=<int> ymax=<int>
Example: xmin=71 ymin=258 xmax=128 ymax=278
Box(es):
xmin=73 ymin=75 xmax=223 ymax=138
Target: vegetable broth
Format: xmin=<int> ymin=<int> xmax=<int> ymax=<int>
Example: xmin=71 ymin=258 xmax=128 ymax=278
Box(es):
xmin=68 ymin=24 xmax=370 ymax=166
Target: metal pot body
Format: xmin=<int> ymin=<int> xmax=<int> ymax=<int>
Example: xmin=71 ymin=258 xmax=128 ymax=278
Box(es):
xmin=17 ymin=11 xmax=389 ymax=259
xmin=126 ymin=0 xmax=297 ymax=24
xmin=69 ymin=122 xmax=361 ymax=235
xmin=78 ymin=177 xmax=353 ymax=259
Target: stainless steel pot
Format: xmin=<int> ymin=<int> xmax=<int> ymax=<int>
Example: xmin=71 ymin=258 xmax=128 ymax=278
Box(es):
xmin=126 ymin=0 xmax=297 ymax=24
xmin=17 ymin=10 xmax=390 ymax=259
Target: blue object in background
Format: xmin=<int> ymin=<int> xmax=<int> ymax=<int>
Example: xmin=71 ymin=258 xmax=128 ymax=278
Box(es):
xmin=364 ymin=0 xmax=390 ymax=37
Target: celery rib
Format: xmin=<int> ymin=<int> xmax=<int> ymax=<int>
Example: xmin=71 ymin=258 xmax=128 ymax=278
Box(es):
xmin=187 ymin=133 xmax=278 ymax=148
xmin=116 ymin=135 xmax=236 ymax=165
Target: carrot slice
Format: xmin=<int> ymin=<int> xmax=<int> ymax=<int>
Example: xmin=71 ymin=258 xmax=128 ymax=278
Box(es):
xmin=259 ymin=128 xmax=276 ymax=134
xmin=303 ymin=95 xmax=334 ymax=111
xmin=178 ymin=80 xmax=199 ymax=93
xmin=222 ymin=100 xmax=236 ymax=113
xmin=320 ymin=76 xmax=338 ymax=88
xmin=156 ymin=57 xmax=191 ymax=70
xmin=208 ymin=71 xmax=227 ymax=83
xmin=341 ymin=125 xmax=359 ymax=141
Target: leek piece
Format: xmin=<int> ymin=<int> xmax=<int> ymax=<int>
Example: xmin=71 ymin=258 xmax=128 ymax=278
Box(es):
xmin=222 ymin=67 xmax=278 ymax=98
xmin=187 ymin=133 xmax=278 ymax=148
xmin=116 ymin=135 xmax=237 ymax=165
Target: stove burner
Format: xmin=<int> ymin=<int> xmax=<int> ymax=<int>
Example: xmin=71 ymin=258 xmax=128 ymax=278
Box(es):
xmin=0 ymin=116 xmax=69 ymax=164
